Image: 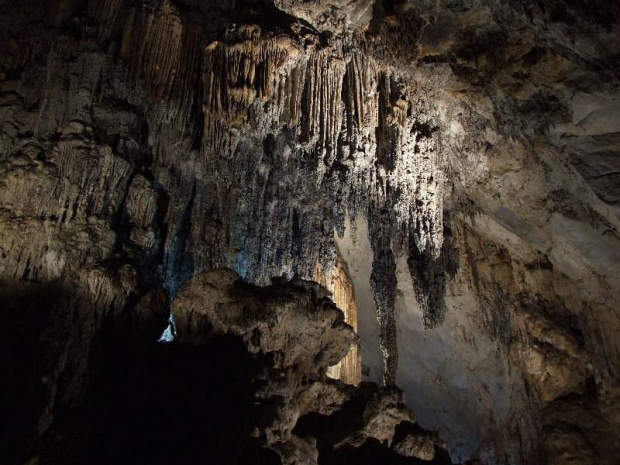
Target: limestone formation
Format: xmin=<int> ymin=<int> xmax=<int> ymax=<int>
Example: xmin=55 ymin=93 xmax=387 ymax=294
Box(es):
xmin=171 ymin=269 xmax=448 ymax=464
xmin=2 ymin=1 xmax=620 ymax=464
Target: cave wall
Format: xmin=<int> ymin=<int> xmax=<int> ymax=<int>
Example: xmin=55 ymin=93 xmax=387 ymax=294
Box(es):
xmin=1 ymin=0 xmax=620 ymax=464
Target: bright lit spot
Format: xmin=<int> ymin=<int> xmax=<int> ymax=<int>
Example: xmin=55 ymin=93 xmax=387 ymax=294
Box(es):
xmin=158 ymin=316 xmax=177 ymax=343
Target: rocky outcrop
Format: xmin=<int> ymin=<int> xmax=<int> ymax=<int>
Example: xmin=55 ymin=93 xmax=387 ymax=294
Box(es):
xmin=170 ymin=269 xmax=450 ymax=464
xmin=2 ymin=268 xmax=451 ymax=464
xmin=172 ymin=269 xmax=355 ymax=369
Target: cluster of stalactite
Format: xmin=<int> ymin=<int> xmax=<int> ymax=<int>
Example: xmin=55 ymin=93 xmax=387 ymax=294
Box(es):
xmin=192 ymin=22 xmax=447 ymax=385
xmin=0 ymin=0 xmax=448 ymax=390
xmin=0 ymin=1 xmax=451 ymax=391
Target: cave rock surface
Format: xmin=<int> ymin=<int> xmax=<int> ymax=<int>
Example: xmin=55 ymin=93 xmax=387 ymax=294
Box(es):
xmin=1 ymin=0 xmax=620 ymax=464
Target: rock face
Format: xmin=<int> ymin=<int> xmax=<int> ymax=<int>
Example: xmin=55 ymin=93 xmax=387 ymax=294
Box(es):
xmin=1 ymin=1 xmax=620 ymax=464
xmin=2 ymin=268 xmax=451 ymax=464
xmin=315 ymin=257 xmax=363 ymax=385
xmin=171 ymin=269 xmax=449 ymax=464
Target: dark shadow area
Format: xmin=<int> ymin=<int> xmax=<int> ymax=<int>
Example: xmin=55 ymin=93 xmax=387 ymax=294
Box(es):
xmin=328 ymin=439 xmax=451 ymax=465
xmin=0 ymin=282 xmax=59 ymax=465
xmin=1 ymin=278 xmax=451 ymax=465
xmin=0 ymin=279 xmax=278 ymax=465
xmin=61 ymin=335 xmax=279 ymax=465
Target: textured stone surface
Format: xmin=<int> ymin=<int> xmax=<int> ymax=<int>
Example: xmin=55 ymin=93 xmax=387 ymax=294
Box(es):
xmin=1 ymin=1 xmax=620 ymax=464
xmin=172 ymin=269 xmax=356 ymax=370
xmin=315 ymin=257 xmax=363 ymax=385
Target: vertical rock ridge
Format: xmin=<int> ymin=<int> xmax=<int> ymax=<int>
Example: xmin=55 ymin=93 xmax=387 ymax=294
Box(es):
xmin=315 ymin=258 xmax=362 ymax=385
xmin=300 ymin=49 xmax=346 ymax=164
xmin=123 ymin=0 xmax=184 ymax=104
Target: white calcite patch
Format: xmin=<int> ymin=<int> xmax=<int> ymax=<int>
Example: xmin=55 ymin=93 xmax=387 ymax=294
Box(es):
xmin=335 ymin=214 xmax=384 ymax=385
xmin=394 ymin=254 xmax=527 ymax=462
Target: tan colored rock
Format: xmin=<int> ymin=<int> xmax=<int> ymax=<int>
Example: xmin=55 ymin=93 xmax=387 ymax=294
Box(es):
xmin=511 ymin=341 xmax=587 ymax=403
xmin=172 ymin=269 xmax=357 ymax=369
xmin=315 ymin=258 xmax=362 ymax=385
xmin=169 ymin=269 xmax=446 ymax=463
xmin=126 ymin=174 xmax=158 ymax=229
xmin=335 ymin=387 xmax=415 ymax=449
xmin=392 ymin=433 xmax=437 ymax=461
